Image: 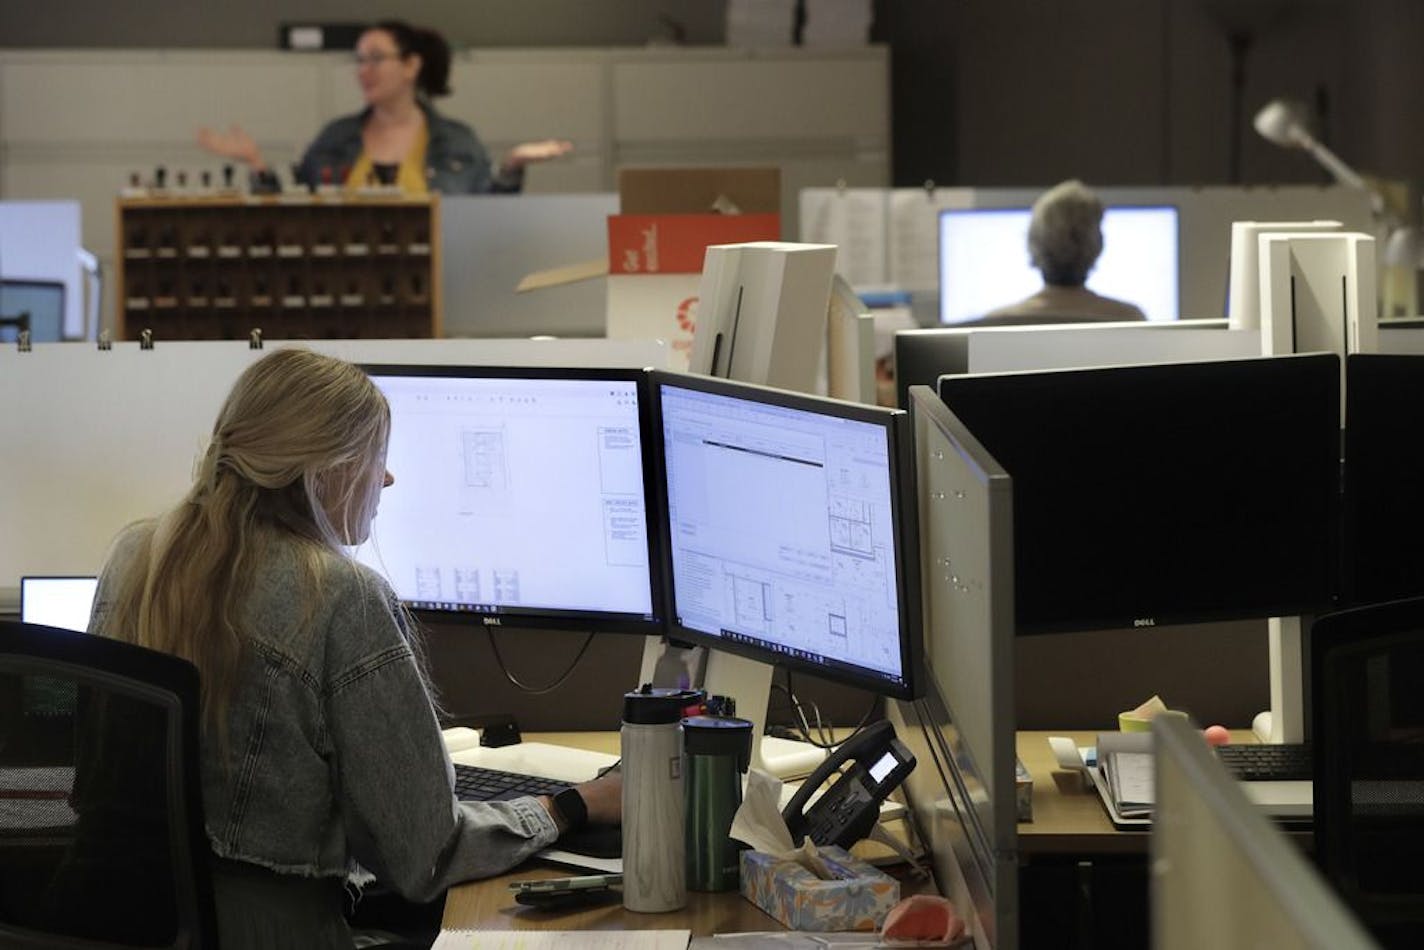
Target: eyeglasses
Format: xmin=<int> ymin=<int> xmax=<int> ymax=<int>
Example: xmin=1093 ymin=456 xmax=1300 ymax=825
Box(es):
xmin=353 ymin=51 xmax=400 ymax=67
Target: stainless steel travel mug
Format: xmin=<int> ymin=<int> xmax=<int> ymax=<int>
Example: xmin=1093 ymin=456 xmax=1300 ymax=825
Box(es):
xmin=621 ymin=686 xmax=703 ymax=913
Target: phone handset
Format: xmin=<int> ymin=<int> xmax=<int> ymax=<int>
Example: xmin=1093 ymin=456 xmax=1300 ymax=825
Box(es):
xmin=780 ymin=719 xmax=916 ymax=849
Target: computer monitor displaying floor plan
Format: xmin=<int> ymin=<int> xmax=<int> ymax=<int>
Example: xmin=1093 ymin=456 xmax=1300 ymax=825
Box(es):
xmin=359 ymin=365 xmax=663 ymax=633
xmin=653 ymin=371 xmax=921 ymax=697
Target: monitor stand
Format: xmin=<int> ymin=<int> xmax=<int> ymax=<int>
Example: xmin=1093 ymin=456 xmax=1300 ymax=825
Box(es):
xmin=1252 ymin=615 xmax=1305 ymax=744
xmin=639 ymin=636 xmax=828 ymax=780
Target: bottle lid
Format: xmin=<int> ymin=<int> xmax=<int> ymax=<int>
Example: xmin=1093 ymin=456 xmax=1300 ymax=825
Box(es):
xmin=682 ymin=715 xmax=754 ymax=770
xmin=622 ymin=685 xmax=704 ymax=725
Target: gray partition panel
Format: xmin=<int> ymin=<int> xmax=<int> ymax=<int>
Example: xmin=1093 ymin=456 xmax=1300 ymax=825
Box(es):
xmin=441 ymin=193 xmax=618 ymax=339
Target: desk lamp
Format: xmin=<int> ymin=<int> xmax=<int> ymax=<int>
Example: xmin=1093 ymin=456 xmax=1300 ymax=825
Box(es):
xmin=1255 ymin=97 xmax=1422 ymax=311
xmin=1254 ymin=99 xmax=1382 ymax=211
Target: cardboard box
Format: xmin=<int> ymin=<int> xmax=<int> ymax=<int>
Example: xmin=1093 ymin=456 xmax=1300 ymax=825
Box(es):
xmin=617 ymin=166 xmax=781 ymax=215
xmin=605 ymin=168 xmax=782 ymax=370
xmin=739 ymin=845 xmax=900 ymax=932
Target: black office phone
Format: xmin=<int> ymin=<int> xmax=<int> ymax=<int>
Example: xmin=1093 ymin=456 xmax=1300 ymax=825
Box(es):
xmin=781 ymin=719 xmax=916 ymax=849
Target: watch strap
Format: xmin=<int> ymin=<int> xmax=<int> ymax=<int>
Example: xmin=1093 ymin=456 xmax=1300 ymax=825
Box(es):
xmin=552 ymin=786 xmax=588 ymax=833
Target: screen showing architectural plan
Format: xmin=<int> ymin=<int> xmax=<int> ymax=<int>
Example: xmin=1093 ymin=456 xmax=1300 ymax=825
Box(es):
xmin=938 ymin=205 xmax=1180 ymax=324
xmin=655 ymin=375 xmax=920 ymax=697
xmin=359 ymin=366 xmax=662 ymax=633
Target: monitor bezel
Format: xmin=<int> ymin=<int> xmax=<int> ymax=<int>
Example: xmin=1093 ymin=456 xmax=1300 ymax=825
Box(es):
xmin=936 ymin=203 xmax=1182 ymax=326
xmin=649 ymin=370 xmax=923 ymax=699
xmin=937 ymin=353 xmax=1341 ymax=636
xmin=360 ymin=363 xmax=666 ymax=635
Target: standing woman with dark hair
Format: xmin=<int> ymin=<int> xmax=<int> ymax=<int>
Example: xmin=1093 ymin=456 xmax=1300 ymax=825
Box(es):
xmin=198 ymin=20 xmax=570 ymax=194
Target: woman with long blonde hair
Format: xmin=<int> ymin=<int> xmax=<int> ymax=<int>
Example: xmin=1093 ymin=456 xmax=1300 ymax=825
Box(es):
xmin=90 ymin=348 xmax=618 ymax=949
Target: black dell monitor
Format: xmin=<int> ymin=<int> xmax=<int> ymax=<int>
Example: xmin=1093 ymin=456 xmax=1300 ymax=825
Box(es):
xmin=938 ymin=353 xmax=1341 ymax=635
xmin=1343 ymin=353 xmax=1424 ymax=607
xmin=358 ymin=365 xmax=663 ymax=634
xmin=651 ymin=371 xmax=922 ymax=699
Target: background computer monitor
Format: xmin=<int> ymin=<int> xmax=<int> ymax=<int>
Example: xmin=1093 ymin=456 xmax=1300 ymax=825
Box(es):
xmin=938 ymin=354 xmax=1340 ymax=635
xmin=653 ymin=371 xmax=922 ymax=698
xmin=359 ymin=365 xmax=664 ymax=634
xmin=19 ymin=576 xmax=98 ymax=632
xmin=1152 ymin=713 xmax=1377 ymax=950
xmin=1343 ymin=354 xmax=1424 ymax=607
xmin=937 ymin=205 xmax=1180 ymax=324
xmin=0 ymin=279 xmax=65 ymax=343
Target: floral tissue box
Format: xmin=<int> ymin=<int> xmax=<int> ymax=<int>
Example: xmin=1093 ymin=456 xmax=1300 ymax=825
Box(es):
xmin=739 ymin=845 xmax=900 ymax=931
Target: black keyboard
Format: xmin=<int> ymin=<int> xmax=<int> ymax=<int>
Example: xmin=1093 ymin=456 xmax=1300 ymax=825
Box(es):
xmin=453 ymin=763 xmax=570 ymax=803
xmin=1216 ymin=743 xmax=1313 ymax=782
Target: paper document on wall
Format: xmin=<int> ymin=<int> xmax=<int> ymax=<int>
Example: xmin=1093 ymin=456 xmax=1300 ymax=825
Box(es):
xmin=887 ymin=189 xmax=975 ymax=290
xmin=799 ymin=189 xmax=888 ymax=287
xmin=433 ymin=931 xmax=690 ymax=950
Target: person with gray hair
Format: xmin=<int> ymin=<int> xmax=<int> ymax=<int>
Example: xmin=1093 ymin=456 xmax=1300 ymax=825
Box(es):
xmin=981 ymin=179 xmax=1147 ymax=324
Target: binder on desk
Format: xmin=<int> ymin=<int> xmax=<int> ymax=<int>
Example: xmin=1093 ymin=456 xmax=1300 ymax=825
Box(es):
xmin=1089 ymin=732 xmax=1154 ymax=828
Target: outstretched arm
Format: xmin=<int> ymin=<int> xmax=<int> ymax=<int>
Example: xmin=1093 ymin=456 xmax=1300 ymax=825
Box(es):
xmin=196 ymin=125 xmax=267 ymax=172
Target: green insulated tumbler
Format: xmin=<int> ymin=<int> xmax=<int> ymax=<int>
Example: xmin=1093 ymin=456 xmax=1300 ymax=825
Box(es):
xmin=683 ymin=715 xmax=753 ymax=892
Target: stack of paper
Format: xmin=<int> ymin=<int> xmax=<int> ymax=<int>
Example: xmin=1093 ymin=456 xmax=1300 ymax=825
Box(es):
xmin=802 ymin=0 xmax=873 ymax=48
xmin=726 ymin=0 xmax=796 ymax=48
xmin=1097 ymin=731 xmax=1155 ymax=820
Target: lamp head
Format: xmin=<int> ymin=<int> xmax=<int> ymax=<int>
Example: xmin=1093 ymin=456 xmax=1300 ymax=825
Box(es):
xmin=1253 ymin=98 xmax=1313 ymax=148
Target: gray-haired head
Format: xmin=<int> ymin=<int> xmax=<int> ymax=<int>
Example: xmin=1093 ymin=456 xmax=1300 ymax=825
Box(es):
xmin=1028 ymin=179 xmax=1104 ymax=287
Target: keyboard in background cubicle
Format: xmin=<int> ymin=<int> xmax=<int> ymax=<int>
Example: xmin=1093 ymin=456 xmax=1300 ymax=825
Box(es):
xmin=1217 ymin=743 xmax=1314 ymax=818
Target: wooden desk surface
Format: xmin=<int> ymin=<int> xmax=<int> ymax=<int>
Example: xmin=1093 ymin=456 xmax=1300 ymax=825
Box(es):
xmin=441 ymin=732 xmax=792 ymax=933
xmin=1015 ymin=728 xmax=1259 ymax=856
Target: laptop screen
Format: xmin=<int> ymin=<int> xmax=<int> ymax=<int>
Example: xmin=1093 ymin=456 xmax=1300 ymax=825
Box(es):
xmin=20 ymin=576 xmax=98 ymax=632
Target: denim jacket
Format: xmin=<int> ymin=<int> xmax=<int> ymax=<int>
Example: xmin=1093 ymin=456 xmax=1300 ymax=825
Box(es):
xmin=295 ymin=100 xmax=523 ymax=195
xmin=90 ymin=526 xmax=557 ymax=902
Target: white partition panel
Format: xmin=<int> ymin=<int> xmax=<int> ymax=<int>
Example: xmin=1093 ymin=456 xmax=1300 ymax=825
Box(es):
xmin=0 ymin=337 xmax=669 ymax=604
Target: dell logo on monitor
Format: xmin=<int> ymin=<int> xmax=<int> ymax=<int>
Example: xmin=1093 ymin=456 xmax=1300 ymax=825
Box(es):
xmin=482 ymin=617 xmax=502 ymax=626
xmin=1133 ymin=618 xmax=1157 ymax=628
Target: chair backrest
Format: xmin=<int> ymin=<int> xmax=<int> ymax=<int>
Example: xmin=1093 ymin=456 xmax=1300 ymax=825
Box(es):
xmin=1312 ymin=597 xmax=1424 ymax=948
xmin=0 ymin=620 xmax=217 ymax=949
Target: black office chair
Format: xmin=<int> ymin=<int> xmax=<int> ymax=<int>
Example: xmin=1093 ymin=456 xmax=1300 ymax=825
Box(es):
xmin=0 ymin=620 xmax=218 ymax=949
xmin=1312 ymin=597 xmax=1424 ymax=948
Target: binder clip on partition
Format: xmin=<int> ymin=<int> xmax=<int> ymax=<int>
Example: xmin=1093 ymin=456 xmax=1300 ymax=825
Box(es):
xmin=139 ymin=329 xmax=154 ymax=351
xmin=249 ymin=328 xmax=264 ymax=350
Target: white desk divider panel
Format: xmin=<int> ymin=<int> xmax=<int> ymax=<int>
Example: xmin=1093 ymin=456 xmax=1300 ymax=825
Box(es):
xmin=889 ymin=385 xmax=1017 ymax=950
xmin=965 ymin=322 xmax=1260 ymax=375
xmin=0 ymin=337 xmax=669 ymax=609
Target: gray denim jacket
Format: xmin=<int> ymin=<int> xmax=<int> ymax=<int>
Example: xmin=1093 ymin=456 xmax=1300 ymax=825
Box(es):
xmin=91 ymin=526 xmax=557 ymax=902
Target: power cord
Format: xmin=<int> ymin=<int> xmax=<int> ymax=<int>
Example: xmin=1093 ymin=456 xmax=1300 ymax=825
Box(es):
xmin=485 ymin=628 xmax=596 ymax=695
xmin=772 ymin=671 xmax=879 ymax=749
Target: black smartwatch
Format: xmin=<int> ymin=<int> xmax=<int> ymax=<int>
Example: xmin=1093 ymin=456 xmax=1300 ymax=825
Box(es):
xmin=552 ymin=787 xmax=588 ymax=834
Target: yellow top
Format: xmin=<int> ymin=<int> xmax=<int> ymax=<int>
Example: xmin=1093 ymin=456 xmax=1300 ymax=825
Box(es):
xmin=345 ymin=124 xmax=430 ymax=195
